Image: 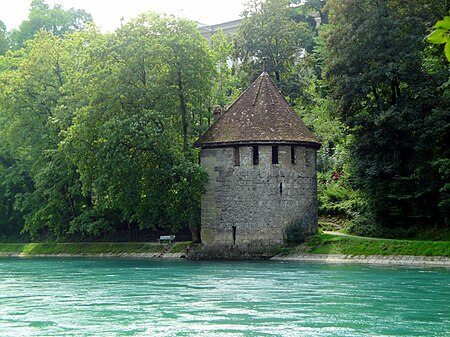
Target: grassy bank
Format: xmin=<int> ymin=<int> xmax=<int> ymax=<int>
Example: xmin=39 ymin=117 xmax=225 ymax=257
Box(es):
xmin=0 ymin=242 xmax=190 ymax=256
xmin=297 ymin=234 xmax=450 ymax=257
xmin=1 ymin=236 xmax=449 ymax=258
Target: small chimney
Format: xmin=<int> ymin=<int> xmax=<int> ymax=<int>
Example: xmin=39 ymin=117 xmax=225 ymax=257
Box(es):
xmin=213 ymin=105 xmax=222 ymax=122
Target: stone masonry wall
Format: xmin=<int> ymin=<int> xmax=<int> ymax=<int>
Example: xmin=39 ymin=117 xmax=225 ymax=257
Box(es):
xmin=199 ymin=145 xmax=317 ymax=257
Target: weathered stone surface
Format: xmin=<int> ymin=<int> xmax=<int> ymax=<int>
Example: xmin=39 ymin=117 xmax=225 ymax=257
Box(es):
xmin=271 ymin=253 xmax=450 ymax=267
xmin=198 ymin=144 xmax=318 ymax=258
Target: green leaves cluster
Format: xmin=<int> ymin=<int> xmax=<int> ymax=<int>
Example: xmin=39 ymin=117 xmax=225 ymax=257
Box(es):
xmin=11 ymin=0 xmax=93 ymax=49
xmin=427 ymin=16 xmax=450 ymax=61
xmin=1 ymin=0 xmax=448 ymax=242
xmin=0 ymin=9 xmax=214 ymax=241
xmin=235 ymin=0 xmax=317 ymax=101
xmin=323 ymin=0 xmax=450 ymax=232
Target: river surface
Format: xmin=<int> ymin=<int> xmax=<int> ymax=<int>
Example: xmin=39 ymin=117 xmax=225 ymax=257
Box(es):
xmin=0 ymin=258 xmax=449 ymax=336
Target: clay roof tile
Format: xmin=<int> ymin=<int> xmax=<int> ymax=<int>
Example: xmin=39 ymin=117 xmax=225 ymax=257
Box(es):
xmin=195 ymin=72 xmax=320 ymax=149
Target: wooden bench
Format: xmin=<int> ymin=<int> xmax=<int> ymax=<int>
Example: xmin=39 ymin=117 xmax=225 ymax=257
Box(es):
xmin=159 ymin=235 xmax=175 ymax=244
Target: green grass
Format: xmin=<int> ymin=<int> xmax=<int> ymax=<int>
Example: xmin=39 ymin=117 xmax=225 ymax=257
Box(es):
xmin=0 ymin=242 xmax=163 ymax=255
xmin=1 ymin=235 xmax=449 ymax=258
xmin=169 ymin=241 xmax=191 ymax=253
xmin=304 ymin=234 xmax=450 ymax=257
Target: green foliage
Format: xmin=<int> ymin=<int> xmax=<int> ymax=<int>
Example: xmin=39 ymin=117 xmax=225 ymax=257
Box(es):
xmin=345 ymin=212 xmax=384 ymax=238
xmin=10 ymin=0 xmax=93 ymax=49
xmin=210 ymin=29 xmax=241 ymax=107
xmin=0 ymin=12 xmax=213 ymax=242
xmin=236 ymin=0 xmax=317 ymax=100
xmin=324 ymin=0 xmax=450 ymax=230
xmin=60 ymin=14 xmax=212 ymax=240
xmin=318 ymin=176 xmax=366 ymax=220
xmin=285 ymin=218 xmax=311 ymax=244
xmin=68 ymin=209 xmax=114 ymax=238
xmin=0 ymin=20 xmax=9 ymax=54
xmin=0 ymin=0 xmax=448 ymax=244
xmin=347 ymin=214 xmax=450 ymax=241
xmin=427 ymin=15 xmax=450 ymax=61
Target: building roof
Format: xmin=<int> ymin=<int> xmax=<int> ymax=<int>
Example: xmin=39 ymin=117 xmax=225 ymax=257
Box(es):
xmin=195 ymin=72 xmax=321 ymax=148
xmin=198 ymin=19 xmax=241 ymax=42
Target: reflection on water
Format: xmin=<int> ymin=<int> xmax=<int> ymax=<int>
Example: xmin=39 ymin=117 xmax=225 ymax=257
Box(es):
xmin=0 ymin=258 xmax=449 ymax=336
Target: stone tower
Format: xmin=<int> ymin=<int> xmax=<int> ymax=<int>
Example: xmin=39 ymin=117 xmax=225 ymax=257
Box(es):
xmin=194 ymin=72 xmax=320 ymax=258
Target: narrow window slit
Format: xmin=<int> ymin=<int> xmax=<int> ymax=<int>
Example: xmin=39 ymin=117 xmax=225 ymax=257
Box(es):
xmin=252 ymin=146 xmax=259 ymax=165
xmin=280 ymin=182 xmax=283 ymax=195
xmin=291 ymin=146 xmax=296 ymax=164
xmin=234 ymin=146 xmax=240 ymax=166
xmin=232 ymin=226 xmax=236 ymax=245
xmin=272 ymin=146 xmax=279 ymax=164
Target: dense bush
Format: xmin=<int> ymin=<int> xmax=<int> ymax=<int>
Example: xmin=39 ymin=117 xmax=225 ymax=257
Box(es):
xmin=285 ymin=218 xmax=312 ymax=244
xmin=318 ymin=173 xmax=366 ymax=221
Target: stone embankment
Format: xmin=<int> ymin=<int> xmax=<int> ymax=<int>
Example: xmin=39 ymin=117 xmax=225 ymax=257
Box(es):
xmin=0 ymin=252 xmax=185 ymax=259
xmin=272 ymin=253 xmax=450 ymax=267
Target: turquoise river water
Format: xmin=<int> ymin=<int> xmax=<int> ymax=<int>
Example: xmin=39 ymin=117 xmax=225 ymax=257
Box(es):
xmin=0 ymin=258 xmax=449 ymax=336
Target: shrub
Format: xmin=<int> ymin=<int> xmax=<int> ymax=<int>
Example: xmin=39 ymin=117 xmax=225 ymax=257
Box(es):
xmin=285 ymin=218 xmax=311 ymax=244
xmin=318 ymin=173 xmax=366 ymax=221
xmin=346 ymin=211 xmax=383 ymax=237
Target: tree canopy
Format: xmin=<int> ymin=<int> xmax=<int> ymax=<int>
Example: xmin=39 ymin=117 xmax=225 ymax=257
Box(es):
xmin=324 ymin=0 xmax=450 ymax=233
xmin=10 ymin=0 xmax=93 ymax=49
xmin=0 ymin=7 xmax=213 ymax=242
xmin=0 ymin=0 xmax=448 ymax=242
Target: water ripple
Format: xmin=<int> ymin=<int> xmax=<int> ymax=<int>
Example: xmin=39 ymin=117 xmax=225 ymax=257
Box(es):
xmin=0 ymin=258 xmax=449 ymax=336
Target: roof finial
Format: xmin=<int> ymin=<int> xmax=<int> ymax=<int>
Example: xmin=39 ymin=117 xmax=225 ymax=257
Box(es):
xmin=262 ymin=57 xmax=268 ymax=74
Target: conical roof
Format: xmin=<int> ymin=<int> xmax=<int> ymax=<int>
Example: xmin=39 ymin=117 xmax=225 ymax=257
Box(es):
xmin=195 ymin=72 xmax=320 ymax=149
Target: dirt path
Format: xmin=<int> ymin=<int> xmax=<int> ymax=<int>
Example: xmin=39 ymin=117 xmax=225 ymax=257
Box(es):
xmin=323 ymin=231 xmax=381 ymax=240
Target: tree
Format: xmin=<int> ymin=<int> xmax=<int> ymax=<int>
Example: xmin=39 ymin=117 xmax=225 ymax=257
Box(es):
xmin=0 ymin=13 xmax=215 ymax=241
xmin=62 ymin=14 xmax=213 ymax=242
xmin=0 ymin=20 xmax=9 ymax=54
xmin=292 ymin=0 xmax=328 ymax=26
xmin=324 ymin=0 xmax=450 ymax=233
xmin=210 ymin=29 xmax=240 ymax=108
xmin=0 ymin=31 xmax=90 ymax=240
xmin=236 ymin=0 xmax=315 ymax=99
xmin=11 ymin=0 xmax=92 ymax=49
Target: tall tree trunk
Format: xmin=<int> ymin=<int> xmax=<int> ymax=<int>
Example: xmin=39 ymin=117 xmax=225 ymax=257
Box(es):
xmin=189 ymin=221 xmax=201 ymax=243
xmin=177 ymin=67 xmax=200 ymax=241
xmin=177 ymin=68 xmax=189 ymax=158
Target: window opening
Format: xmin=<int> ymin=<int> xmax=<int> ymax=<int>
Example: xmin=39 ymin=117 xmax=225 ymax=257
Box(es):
xmin=234 ymin=146 xmax=240 ymax=166
xmin=291 ymin=146 xmax=296 ymax=164
xmin=272 ymin=146 xmax=279 ymax=164
xmin=232 ymin=226 xmax=236 ymax=245
xmin=280 ymin=182 xmax=283 ymax=195
xmin=252 ymin=146 xmax=259 ymax=165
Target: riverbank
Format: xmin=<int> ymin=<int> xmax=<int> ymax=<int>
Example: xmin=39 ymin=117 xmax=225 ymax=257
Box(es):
xmin=299 ymin=233 xmax=450 ymax=257
xmin=273 ymin=232 xmax=450 ymax=267
xmin=1 ymin=234 xmax=450 ymax=266
xmin=0 ymin=242 xmax=189 ymax=259
xmin=272 ymin=253 xmax=450 ymax=267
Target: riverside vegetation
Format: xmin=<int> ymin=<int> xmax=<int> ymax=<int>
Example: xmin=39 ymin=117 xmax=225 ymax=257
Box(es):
xmin=0 ymin=0 xmax=449 ymax=245
xmin=0 ymin=235 xmax=448 ymax=257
